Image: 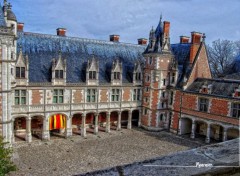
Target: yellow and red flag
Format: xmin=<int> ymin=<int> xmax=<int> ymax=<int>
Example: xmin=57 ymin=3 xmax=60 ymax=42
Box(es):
xmin=49 ymin=114 xmax=66 ymax=130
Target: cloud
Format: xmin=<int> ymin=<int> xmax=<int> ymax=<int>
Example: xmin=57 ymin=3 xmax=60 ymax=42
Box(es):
xmin=9 ymin=0 xmax=240 ymax=44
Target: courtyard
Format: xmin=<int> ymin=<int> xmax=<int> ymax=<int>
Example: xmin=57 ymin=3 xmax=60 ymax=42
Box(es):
xmin=9 ymin=128 xmax=202 ymax=176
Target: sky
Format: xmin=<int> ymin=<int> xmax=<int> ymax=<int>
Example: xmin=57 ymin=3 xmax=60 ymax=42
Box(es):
xmin=7 ymin=0 xmax=240 ymax=45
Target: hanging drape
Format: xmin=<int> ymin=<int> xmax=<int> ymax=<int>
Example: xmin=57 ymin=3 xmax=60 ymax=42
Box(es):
xmin=49 ymin=114 xmax=66 ymax=130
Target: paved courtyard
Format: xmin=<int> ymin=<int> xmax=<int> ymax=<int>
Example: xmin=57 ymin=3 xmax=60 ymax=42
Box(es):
xmin=10 ymin=128 xmax=202 ymax=176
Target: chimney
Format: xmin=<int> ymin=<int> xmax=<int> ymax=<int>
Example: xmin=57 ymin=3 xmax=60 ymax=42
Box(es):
xmin=180 ymin=36 xmax=190 ymax=43
xmin=57 ymin=28 xmax=66 ymax=36
xmin=17 ymin=22 xmax=24 ymax=32
xmin=138 ymin=38 xmax=147 ymax=45
xmin=110 ymin=35 xmax=120 ymax=42
xmin=189 ymin=32 xmax=202 ymax=64
xmin=163 ymin=21 xmax=170 ymax=37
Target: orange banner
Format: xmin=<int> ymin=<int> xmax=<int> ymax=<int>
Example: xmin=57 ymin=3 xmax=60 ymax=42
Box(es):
xmin=49 ymin=114 xmax=65 ymax=130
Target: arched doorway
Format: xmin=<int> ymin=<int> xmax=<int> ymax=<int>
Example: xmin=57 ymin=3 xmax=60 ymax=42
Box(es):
xmin=49 ymin=114 xmax=67 ymax=139
xmin=210 ymin=124 xmax=224 ymax=142
xmin=121 ymin=110 xmax=128 ymax=128
xmin=195 ymin=121 xmax=208 ymax=142
xmin=31 ymin=116 xmax=43 ymax=140
xmin=132 ymin=110 xmax=139 ymax=127
xmin=98 ymin=112 xmax=107 ymax=132
xmin=180 ymin=118 xmax=192 ymax=136
xmin=86 ymin=113 xmax=95 ymax=134
xmin=227 ymin=128 xmax=239 ymax=140
xmin=14 ymin=117 xmax=26 ymax=142
xmin=72 ymin=113 xmax=82 ymax=135
xmin=110 ymin=111 xmax=118 ymax=130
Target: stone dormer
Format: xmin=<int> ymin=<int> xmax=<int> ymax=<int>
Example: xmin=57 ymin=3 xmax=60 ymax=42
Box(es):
xmin=86 ymin=55 xmax=99 ymax=85
xmin=111 ymin=58 xmax=122 ymax=85
xmin=233 ymin=85 xmax=240 ymax=98
xmin=133 ymin=60 xmax=143 ymax=85
xmin=51 ymin=53 xmax=66 ymax=85
xmin=15 ymin=49 xmax=28 ymax=86
xmin=199 ymin=82 xmax=212 ymax=94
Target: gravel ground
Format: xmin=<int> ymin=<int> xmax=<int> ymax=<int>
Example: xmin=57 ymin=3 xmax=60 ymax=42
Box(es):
xmin=9 ymin=128 xmax=202 ymax=176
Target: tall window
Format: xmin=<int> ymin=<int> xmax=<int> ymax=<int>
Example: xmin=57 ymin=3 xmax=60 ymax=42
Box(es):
xmin=171 ymin=73 xmax=175 ymax=83
xmin=15 ymin=90 xmax=26 ymax=105
xmin=89 ymin=71 xmax=96 ymax=80
xmin=162 ymin=79 xmax=166 ymax=86
xmin=111 ymin=89 xmax=120 ymax=102
xmin=16 ymin=67 xmax=25 ymax=78
xmin=232 ymin=103 xmax=240 ymax=118
xmin=55 ymin=70 xmax=63 ymax=79
xmin=169 ymin=91 xmax=174 ymax=105
xmin=114 ymin=72 xmax=120 ymax=80
xmin=87 ymin=89 xmax=96 ymax=102
xmin=53 ymin=89 xmax=64 ymax=103
xmin=133 ymin=89 xmax=141 ymax=101
xmin=135 ymin=72 xmax=141 ymax=81
xmin=199 ymin=98 xmax=209 ymax=112
xmin=149 ymin=57 xmax=153 ymax=65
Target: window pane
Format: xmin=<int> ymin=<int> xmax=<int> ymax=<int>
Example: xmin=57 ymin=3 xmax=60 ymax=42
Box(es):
xmin=54 ymin=90 xmax=58 ymax=95
xmin=93 ymin=71 xmax=96 ymax=79
xmin=55 ymin=70 xmax=59 ymax=78
xmin=21 ymin=90 xmax=26 ymax=96
xmin=21 ymin=97 xmax=26 ymax=104
xmin=15 ymin=90 xmax=19 ymax=96
xmin=116 ymin=95 xmax=119 ymax=101
xmin=53 ymin=96 xmax=57 ymax=103
xmin=16 ymin=67 xmax=20 ymax=78
xmin=21 ymin=67 xmax=25 ymax=78
xmin=59 ymin=90 xmax=63 ymax=95
xmin=60 ymin=70 xmax=63 ymax=79
xmin=87 ymin=96 xmax=90 ymax=102
xmin=92 ymin=96 xmax=95 ymax=102
xmin=59 ymin=96 xmax=63 ymax=103
xmin=112 ymin=95 xmax=114 ymax=101
xmin=15 ymin=97 xmax=19 ymax=105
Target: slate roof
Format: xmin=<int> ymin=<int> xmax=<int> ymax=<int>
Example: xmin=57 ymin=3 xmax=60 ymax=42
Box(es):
xmin=0 ymin=5 xmax=6 ymax=27
xmin=17 ymin=32 xmax=146 ymax=84
xmin=186 ymin=78 xmax=240 ymax=98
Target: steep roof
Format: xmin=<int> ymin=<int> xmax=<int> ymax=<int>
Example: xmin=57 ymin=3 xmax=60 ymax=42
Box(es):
xmin=0 ymin=5 xmax=6 ymax=27
xmin=186 ymin=78 xmax=240 ymax=99
xmin=17 ymin=32 xmax=146 ymax=84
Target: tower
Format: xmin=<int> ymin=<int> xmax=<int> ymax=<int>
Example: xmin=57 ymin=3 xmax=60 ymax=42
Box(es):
xmin=141 ymin=16 xmax=177 ymax=130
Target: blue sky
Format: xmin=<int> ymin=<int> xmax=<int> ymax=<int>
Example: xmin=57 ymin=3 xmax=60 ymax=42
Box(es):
xmin=8 ymin=0 xmax=240 ymax=44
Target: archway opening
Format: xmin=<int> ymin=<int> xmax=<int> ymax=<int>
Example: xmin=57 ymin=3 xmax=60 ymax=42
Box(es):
xmin=110 ymin=111 xmax=118 ymax=130
xmin=121 ymin=111 xmax=128 ymax=128
xmin=227 ymin=128 xmax=239 ymax=140
xmin=49 ymin=114 xmax=66 ymax=139
xmin=14 ymin=117 xmax=26 ymax=142
xmin=86 ymin=113 xmax=95 ymax=134
xmin=31 ymin=116 xmax=43 ymax=140
xmin=72 ymin=113 xmax=82 ymax=135
xmin=98 ymin=112 xmax=107 ymax=132
xmin=210 ymin=124 xmax=224 ymax=142
xmin=195 ymin=121 xmax=208 ymax=142
xmin=132 ymin=110 xmax=139 ymax=127
xmin=180 ymin=118 xmax=192 ymax=137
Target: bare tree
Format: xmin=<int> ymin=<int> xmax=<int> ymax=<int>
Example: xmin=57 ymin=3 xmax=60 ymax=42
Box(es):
xmin=207 ymin=39 xmax=239 ymax=78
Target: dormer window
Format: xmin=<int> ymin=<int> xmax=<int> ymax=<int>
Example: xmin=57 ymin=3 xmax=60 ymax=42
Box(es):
xmin=89 ymin=71 xmax=96 ymax=80
xmin=114 ymin=72 xmax=120 ymax=80
xmin=171 ymin=72 xmax=175 ymax=84
xmin=135 ymin=72 xmax=141 ymax=81
xmin=16 ymin=66 xmax=25 ymax=78
xmin=55 ymin=70 xmax=64 ymax=79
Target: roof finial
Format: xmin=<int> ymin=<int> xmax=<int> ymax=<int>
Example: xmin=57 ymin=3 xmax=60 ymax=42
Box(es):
xmin=4 ymin=0 xmax=7 ymax=6
xmin=202 ymin=33 xmax=206 ymax=42
xmin=160 ymin=13 xmax=162 ymax=23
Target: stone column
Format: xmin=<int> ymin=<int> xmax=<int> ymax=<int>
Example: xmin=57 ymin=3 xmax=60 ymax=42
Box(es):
xmin=65 ymin=117 xmax=72 ymax=138
xmin=178 ymin=118 xmax=182 ymax=135
xmin=222 ymin=127 xmax=227 ymax=142
xmin=138 ymin=109 xmax=142 ymax=127
xmin=25 ymin=117 xmax=32 ymax=143
xmin=205 ymin=124 xmax=211 ymax=143
xmin=42 ymin=118 xmax=50 ymax=141
xmin=94 ymin=113 xmax=99 ymax=135
xmin=105 ymin=112 xmax=111 ymax=133
xmin=11 ymin=120 xmax=15 ymax=143
xmin=81 ymin=113 xmax=86 ymax=137
xmin=127 ymin=110 xmax=132 ymax=129
xmin=117 ymin=111 xmax=121 ymax=131
xmin=190 ymin=120 xmax=196 ymax=139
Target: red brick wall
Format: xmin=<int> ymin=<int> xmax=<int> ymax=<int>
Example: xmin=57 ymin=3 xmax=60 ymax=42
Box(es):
xmin=73 ymin=90 xmax=83 ymax=103
xmin=32 ymin=90 xmax=42 ymax=105
xmin=171 ymin=90 xmax=181 ymax=131
xmin=122 ymin=88 xmax=131 ymax=101
xmin=182 ymin=94 xmax=197 ymax=110
xmin=210 ymin=98 xmax=229 ymax=116
xmin=100 ymin=89 xmax=108 ymax=102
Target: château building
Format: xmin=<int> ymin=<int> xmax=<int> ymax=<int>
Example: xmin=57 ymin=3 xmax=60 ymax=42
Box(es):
xmin=0 ymin=0 xmax=239 ymax=145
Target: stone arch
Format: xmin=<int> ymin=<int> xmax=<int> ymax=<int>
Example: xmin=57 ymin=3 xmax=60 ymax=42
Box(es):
xmin=48 ymin=113 xmax=68 ymax=139
xmin=132 ymin=109 xmax=140 ymax=126
xmin=13 ymin=116 xmax=27 ymax=142
xmin=180 ymin=117 xmax=193 ymax=135
xmin=31 ymin=115 xmax=44 ymax=140
xmin=121 ymin=110 xmax=129 ymax=127
xmin=210 ymin=123 xmax=224 ymax=142
xmin=195 ymin=120 xmax=208 ymax=138
xmin=72 ymin=113 xmax=82 ymax=135
xmin=48 ymin=112 xmax=69 ymax=120
xmin=227 ymin=128 xmax=239 ymax=140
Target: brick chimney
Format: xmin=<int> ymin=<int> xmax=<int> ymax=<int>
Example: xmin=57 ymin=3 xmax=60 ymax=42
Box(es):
xmin=138 ymin=38 xmax=147 ymax=45
xmin=110 ymin=35 xmax=120 ymax=42
xmin=17 ymin=22 xmax=24 ymax=32
xmin=163 ymin=21 xmax=170 ymax=37
xmin=57 ymin=28 xmax=66 ymax=36
xmin=180 ymin=36 xmax=190 ymax=43
xmin=189 ymin=32 xmax=202 ymax=64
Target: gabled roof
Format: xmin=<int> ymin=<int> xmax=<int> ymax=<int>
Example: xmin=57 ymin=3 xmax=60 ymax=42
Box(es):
xmin=186 ymin=78 xmax=240 ymax=99
xmin=0 ymin=5 xmax=6 ymax=27
xmin=17 ymin=32 xmax=145 ymax=84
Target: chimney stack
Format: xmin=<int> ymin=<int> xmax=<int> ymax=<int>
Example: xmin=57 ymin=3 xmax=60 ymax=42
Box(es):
xmin=163 ymin=21 xmax=170 ymax=37
xmin=57 ymin=28 xmax=67 ymax=36
xmin=17 ymin=22 xmax=24 ymax=32
xmin=138 ymin=38 xmax=148 ymax=45
xmin=180 ymin=36 xmax=190 ymax=43
xmin=110 ymin=35 xmax=120 ymax=42
xmin=189 ymin=32 xmax=203 ymax=64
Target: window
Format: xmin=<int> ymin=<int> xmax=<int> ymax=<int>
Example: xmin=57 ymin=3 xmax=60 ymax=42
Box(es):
xmin=145 ymin=97 xmax=149 ymax=103
xmin=145 ymin=74 xmax=150 ymax=82
xmin=162 ymin=91 xmax=165 ymax=98
xmin=15 ymin=90 xmax=26 ymax=105
xmin=16 ymin=67 xmax=25 ymax=78
xmin=53 ymin=89 xmax=64 ymax=103
xmin=87 ymin=89 xmax=96 ymax=102
xmin=144 ymin=108 xmax=148 ymax=115
xmin=135 ymin=72 xmax=141 ymax=81
xmin=114 ymin=72 xmax=120 ymax=80
xmin=133 ymin=89 xmax=141 ymax=101
xmin=149 ymin=57 xmax=153 ymax=65
xmin=159 ymin=114 xmax=164 ymax=121
xmin=171 ymin=73 xmax=175 ymax=84
xmin=162 ymin=79 xmax=166 ymax=86
xmin=55 ymin=70 xmax=64 ymax=79
xmin=111 ymin=89 xmax=120 ymax=101
xmin=145 ymin=87 xmax=149 ymax=92
xmin=232 ymin=103 xmax=240 ymax=118
xmin=199 ymin=98 xmax=209 ymax=112
xmin=89 ymin=71 xmax=96 ymax=80
xmin=169 ymin=91 xmax=174 ymax=105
